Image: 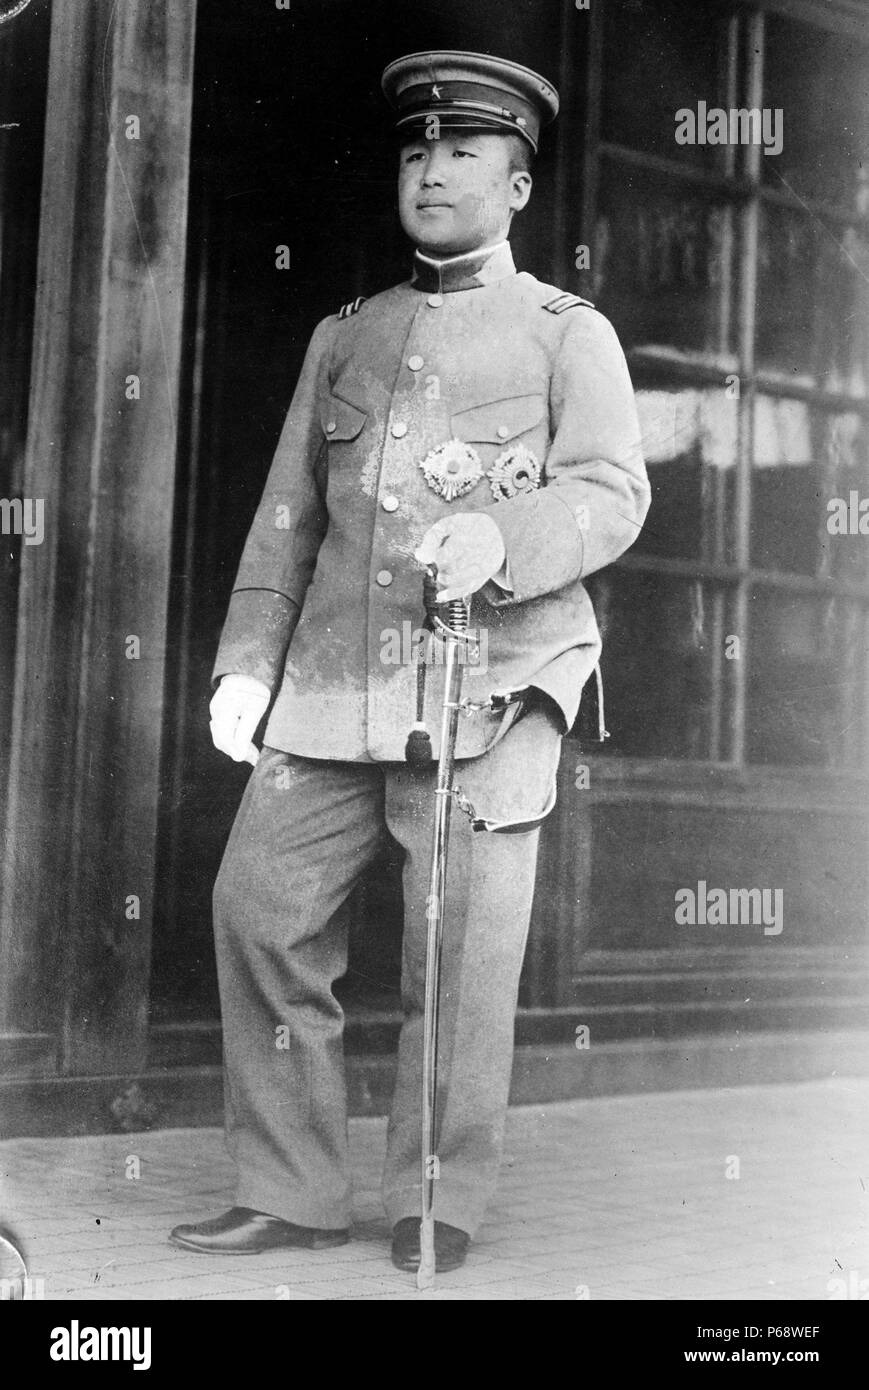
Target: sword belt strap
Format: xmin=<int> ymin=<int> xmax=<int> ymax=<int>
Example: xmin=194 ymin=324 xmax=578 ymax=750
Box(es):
xmin=454 ymin=778 xmax=558 ymax=835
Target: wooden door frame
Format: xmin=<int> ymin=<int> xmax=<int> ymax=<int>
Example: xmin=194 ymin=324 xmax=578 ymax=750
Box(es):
xmin=0 ymin=0 xmax=197 ymax=1077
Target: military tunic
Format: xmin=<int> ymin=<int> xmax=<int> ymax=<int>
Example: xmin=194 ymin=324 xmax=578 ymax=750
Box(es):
xmin=213 ymin=240 xmax=649 ymax=759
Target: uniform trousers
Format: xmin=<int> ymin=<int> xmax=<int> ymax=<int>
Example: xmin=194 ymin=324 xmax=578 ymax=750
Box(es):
xmin=212 ymin=701 xmax=563 ymax=1238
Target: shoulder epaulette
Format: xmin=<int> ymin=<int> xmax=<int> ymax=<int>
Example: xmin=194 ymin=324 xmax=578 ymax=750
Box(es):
xmin=337 ymin=296 xmax=367 ymax=320
xmin=542 ymin=292 xmax=595 ymax=314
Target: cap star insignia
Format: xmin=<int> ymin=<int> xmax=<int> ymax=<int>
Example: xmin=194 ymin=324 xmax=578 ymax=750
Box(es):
xmin=431 ymin=83 xmax=442 ymax=99
xmin=419 ymin=438 xmax=484 ymax=502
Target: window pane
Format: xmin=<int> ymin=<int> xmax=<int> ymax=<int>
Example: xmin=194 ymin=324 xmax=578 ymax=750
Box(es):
xmin=595 ymin=166 xmax=738 ymax=360
xmin=601 ymin=0 xmax=733 ymax=172
xmin=747 ymin=591 xmax=869 ymax=768
xmin=820 ymin=412 xmax=869 ymax=586
xmin=756 ymin=202 xmax=869 ymax=393
xmin=589 ymin=572 xmax=732 ymax=760
xmin=751 ymin=401 xmax=869 ymax=581
xmin=763 ymin=15 xmax=869 ymax=209
xmin=632 ymin=386 xmax=738 ymax=564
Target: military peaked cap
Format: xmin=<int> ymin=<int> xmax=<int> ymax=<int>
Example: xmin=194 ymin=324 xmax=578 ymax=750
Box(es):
xmin=381 ymin=50 xmax=559 ymax=153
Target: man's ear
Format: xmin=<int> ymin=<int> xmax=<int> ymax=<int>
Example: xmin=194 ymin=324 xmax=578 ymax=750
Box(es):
xmin=509 ymin=171 xmax=533 ymax=213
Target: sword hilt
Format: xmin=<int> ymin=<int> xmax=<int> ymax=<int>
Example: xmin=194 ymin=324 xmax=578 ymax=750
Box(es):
xmin=423 ymin=567 xmax=471 ymax=642
xmin=446 ymin=596 xmax=468 ymax=634
xmin=406 ymin=570 xmax=471 ymax=769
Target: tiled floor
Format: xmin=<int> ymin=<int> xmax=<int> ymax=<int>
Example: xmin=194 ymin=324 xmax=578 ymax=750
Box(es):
xmin=1 ymin=1079 xmax=867 ymax=1300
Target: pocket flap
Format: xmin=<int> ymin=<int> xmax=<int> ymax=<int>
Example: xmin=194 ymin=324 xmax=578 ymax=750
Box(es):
xmin=450 ymin=393 xmax=545 ymax=444
xmin=320 ymin=395 xmax=367 ymax=441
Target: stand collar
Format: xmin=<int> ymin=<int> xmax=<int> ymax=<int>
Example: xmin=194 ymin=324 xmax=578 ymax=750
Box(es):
xmin=411 ymin=240 xmax=516 ymax=294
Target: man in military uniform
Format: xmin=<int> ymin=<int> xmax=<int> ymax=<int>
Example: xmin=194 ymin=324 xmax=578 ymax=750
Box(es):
xmin=170 ymin=51 xmax=649 ymax=1274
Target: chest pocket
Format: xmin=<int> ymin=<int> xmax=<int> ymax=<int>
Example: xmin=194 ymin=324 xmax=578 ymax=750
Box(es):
xmin=450 ymin=393 xmax=546 ymax=445
xmin=320 ymin=395 xmax=367 ymax=442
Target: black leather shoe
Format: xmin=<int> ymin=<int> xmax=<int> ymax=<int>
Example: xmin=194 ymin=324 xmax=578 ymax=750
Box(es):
xmin=169 ymin=1207 xmax=349 ymax=1255
xmin=391 ymin=1217 xmax=470 ymax=1273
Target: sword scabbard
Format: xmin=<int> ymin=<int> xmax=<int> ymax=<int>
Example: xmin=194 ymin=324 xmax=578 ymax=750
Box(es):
xmin=417 ymin=581 xmax=470 ymax=1291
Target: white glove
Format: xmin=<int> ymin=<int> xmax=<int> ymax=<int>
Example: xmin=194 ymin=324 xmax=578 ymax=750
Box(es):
xmin=209 ymin=674 xmax=271 ymax=766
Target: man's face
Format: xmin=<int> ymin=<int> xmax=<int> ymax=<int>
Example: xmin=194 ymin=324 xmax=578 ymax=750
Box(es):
xmin=397 ymin=131 xmax=532 ymax=257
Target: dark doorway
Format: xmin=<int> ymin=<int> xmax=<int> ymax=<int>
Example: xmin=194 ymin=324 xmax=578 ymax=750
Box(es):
xmin=0 ymin=0 xmax=51 ymax=832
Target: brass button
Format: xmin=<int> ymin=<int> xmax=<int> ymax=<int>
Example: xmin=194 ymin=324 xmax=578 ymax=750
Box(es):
xmin=376 ymin=569 xmax=393 ymax=587
xmin=497 ymin=425 xmax=510 ymax=439
xmin=326 ymin=421 xmax=337 ymax=434
xmin=382 ymin=495 xmax=399 ymax=513
xmin=391 ymin=421 xmax=408 ymax=439
xmin=408 ymin=354 xmax=424 ymax=371
xmin=427 ymin=294 xmax=443 ymax=308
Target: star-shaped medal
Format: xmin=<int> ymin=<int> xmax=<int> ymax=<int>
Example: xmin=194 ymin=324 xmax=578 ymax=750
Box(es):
xmin=419 ymin=438 xmax=484 ymax=502
xmin=487 ymin=444 xmax=542 ymax=501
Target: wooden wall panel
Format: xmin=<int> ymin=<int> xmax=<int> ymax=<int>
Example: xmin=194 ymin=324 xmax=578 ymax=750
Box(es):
xmin=524 ymin=749 xmax=869 ymax=1003
xmin=0 ymin=1 xmax=196 ymax=1074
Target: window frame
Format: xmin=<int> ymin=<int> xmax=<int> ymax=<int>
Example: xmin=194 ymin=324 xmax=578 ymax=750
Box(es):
xmin=568 ymin=0 xmax=869 ymax=770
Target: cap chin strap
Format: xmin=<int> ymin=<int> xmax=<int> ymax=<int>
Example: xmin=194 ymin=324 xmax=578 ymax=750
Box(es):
xmin=395 ymin=107 xmax=536 ymax=148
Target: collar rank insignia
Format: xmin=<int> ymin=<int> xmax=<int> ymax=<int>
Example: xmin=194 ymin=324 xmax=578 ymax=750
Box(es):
xmin=487 ymin=444 xmax=541 ymax=501
xmin=419 ymin=438 xmax=484 ymax=502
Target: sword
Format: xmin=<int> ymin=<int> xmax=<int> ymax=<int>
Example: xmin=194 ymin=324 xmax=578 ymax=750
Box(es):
xmin=417 ymin=568 xmax=471 ymax=1291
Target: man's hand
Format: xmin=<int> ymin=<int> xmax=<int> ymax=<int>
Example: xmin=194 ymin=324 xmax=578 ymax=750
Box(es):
xmin=209 ymin=674 xmax=271 ymax=765
xmin=415 ymin=511 xmax=506 ymax=602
